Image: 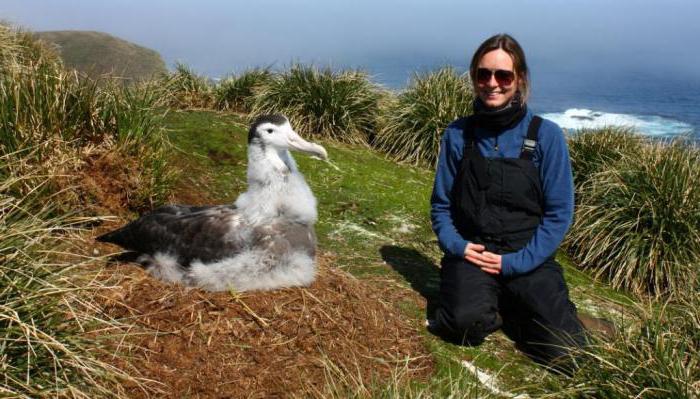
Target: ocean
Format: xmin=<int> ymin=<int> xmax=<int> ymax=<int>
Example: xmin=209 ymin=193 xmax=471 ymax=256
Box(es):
xmin=360 ymin=61 xmax=700 ymax=140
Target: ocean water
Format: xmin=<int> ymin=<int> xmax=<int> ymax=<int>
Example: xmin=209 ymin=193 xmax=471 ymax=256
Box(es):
xmin=531 ymin=68 xmax=700 ymax=140
xmin=361 ymin=62 xmax=700 ymax=140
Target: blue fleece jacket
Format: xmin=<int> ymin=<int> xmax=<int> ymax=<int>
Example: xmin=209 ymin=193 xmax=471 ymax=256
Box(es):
xmin=430 ymin=110 xmax=574 ymax=276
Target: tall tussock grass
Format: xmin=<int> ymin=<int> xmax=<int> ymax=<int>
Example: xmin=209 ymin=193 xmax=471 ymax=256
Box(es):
xmin=98 ymin=81 xmax=174 ymax=209
xmin=566 ymin=132 xmax=700 ymax=296
xmin=0 ymin=159 xmax=137 ymax=397
xmin=567 ymin=127 xmax=643 ymax=188
xmin=0 ymin=25 xmax=167 ymax=395
xmin=0 ymin=65 xmax=103 ymax=154
xmin=545 ymin=295 xmax=700 ymax=398
xmin=0 ymin=26 xmax=60 ymax=75
xmin=375 ymin=67 xmax=474 ymax=167
xmin=215 ymin=68 xmax=273 ymax=112
xmin=0 ymin=24 xmax=172 ymax=210
xmin=0 ymin=25 xmax=85 ymax=155
xmin=160 ymin=62 xmax=214 ymax=109
xmin=251 ymin=64 xmax=384 ymax=144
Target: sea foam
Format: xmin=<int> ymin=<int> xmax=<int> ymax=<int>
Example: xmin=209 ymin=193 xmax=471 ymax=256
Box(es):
xmin=542 ymin=108 xmax=694 ymax=137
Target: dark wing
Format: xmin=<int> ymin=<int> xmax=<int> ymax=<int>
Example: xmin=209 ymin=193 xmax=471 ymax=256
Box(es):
xmin=97 ymin=205 xmax=245 ymax=265
xmin=149 ymin=204 xmax=236 ymax=216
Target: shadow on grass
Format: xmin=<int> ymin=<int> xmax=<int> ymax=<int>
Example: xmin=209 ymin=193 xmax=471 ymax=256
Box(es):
xmin=379 ymin=245 xmax=441 ymax=318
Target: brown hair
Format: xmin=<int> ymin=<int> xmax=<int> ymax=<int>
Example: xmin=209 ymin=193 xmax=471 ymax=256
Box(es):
xmin=469 ymin=34 xmax=530 ymax=102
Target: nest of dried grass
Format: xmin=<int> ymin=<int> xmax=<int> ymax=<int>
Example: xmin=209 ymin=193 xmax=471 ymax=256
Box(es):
xmin=94 ymin=253 xmax=434 ymax=398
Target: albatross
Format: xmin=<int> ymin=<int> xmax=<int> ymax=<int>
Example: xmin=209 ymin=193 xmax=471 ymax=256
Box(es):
xmin=97 ymin=114 xmax=328 ymax=291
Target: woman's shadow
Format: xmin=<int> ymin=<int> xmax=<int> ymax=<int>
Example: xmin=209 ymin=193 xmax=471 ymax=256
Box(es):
xmin=379 ymin=245 xmax=441 ymax=319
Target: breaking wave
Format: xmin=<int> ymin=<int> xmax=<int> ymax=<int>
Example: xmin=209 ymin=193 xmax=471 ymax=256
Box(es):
xmin=542 ymin=108 xmax=694 ymax=137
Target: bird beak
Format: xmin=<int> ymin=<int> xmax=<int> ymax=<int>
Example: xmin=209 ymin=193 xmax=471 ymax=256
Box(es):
xmin=286 ymin=128 xmax=328 ymax=160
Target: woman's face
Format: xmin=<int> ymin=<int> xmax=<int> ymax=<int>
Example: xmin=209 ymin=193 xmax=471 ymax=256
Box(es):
xmin=476 ymin=49 xmax=519 ymax=109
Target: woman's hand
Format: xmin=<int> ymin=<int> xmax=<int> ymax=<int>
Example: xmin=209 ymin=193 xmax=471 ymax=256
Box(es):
xmin=464 ymin=243 xmax=502 ymax=275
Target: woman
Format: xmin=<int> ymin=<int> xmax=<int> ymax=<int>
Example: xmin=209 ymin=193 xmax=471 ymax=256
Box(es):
xmin=429 ymin=33 xmax=585 ymax=371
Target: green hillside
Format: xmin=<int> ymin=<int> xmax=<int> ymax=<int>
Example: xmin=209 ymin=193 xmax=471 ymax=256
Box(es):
xmin=33 ymin=30 xmax=168 ymax=80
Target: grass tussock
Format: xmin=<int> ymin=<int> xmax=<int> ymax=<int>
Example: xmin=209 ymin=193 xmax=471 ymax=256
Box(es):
xmin=0 ymin=161 xmax=138 ymax=398
xmin=98 ymin=80 xmax=174 ymax=209
xmin=214 ymin=67 xmax=273 ymax=112
xmin=0 ymin=24 xmax=173 ymax=211
xmin=544 ymin=296 xmax=700 ymax=398
xmin=375 ymin=66 xmax=474 ymax=167
xmin=567 ymin=126 xmax=644 ymax=188
xmin=0 ymin=24 xmax=169 ymax=396
xmin=160 ymin=62 xmax=214 ymax=109
xmin=566 ymin=136 xmax=700 ymax=296
xmin=251 ymin=64 xmax=385 ymax=144
xmin=0 ymin=26 xmax=61 ymax=75
xmin=0 ymin=67 xmax=102 ymax=152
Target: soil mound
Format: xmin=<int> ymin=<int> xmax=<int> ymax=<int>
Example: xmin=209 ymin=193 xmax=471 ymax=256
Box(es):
xmin=98 ymin=255 xmax=433 ymax=398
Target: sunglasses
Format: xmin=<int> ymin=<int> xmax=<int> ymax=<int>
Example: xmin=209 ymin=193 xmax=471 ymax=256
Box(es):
xmin=476 ymin=68 xmax=516 ymax=86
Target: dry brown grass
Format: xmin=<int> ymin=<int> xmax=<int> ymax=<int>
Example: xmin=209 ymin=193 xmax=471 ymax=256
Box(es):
xmin=89 ymin=250 xmax=434 ymax=398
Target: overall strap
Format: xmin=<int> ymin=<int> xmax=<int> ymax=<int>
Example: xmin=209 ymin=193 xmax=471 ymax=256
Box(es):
xmin=461 ymin=118 xmax=483 ymax=160
xmin=520 ymin=115 xmax=542 ymax=160
xmin=460 ymin=117 xmax=490 ymax=190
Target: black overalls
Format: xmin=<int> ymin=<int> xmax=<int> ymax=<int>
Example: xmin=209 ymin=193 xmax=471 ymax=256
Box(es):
xmin=432 ymin=116 xmax=586 ymax=369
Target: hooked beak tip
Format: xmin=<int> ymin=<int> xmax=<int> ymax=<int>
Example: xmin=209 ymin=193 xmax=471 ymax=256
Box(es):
xmin=287 ymin=129 xmax=328 ymax=160
xmin=316 ymin=146 xmax=328 ymax=161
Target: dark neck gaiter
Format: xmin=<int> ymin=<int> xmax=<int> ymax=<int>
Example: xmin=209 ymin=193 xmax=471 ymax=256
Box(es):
xmin=473 ymin=93 xmax=527 ymax=131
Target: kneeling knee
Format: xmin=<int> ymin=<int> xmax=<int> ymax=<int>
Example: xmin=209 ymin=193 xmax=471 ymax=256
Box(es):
xmin=451 ymin=307 xmax=499 ymax=343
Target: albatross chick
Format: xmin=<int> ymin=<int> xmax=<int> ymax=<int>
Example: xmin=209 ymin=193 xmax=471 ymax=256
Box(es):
xmin=97 ymin=114 xmax=328 ymax=291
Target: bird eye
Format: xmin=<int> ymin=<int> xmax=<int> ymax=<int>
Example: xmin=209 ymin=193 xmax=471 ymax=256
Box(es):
xmin=266 ymin=128 xmax=274 ymax=134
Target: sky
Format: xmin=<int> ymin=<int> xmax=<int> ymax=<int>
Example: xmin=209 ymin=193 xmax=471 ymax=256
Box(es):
xmin=3 ymin=0 xmax=700 ymax=84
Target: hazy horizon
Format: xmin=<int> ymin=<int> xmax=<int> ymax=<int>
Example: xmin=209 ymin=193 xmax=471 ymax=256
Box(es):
xmin=3 ymin=0 xmax=700 ymax=83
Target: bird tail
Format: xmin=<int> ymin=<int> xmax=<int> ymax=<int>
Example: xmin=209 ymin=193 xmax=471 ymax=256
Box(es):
xmin=95 ymin=229 xmax=123 ymax=245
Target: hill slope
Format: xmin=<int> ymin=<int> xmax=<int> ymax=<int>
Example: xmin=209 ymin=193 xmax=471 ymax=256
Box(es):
xmin=94 ymin=111 xmax=632 ymax=397
xmin=33 ymin=30 xmax=168 ymax=80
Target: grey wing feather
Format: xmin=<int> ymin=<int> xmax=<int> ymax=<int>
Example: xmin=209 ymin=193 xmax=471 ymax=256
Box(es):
xmin=99 ymin=205 xmax=246 ymax=265
xmin=251 ymin=222 xmax=317 ymax=258
xmin=150 ymin=204 xmax=236 ymax=216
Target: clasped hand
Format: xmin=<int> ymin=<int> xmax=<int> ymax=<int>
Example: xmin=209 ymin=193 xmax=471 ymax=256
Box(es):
xmin=464 ymin=243 xmax=502 ymax=275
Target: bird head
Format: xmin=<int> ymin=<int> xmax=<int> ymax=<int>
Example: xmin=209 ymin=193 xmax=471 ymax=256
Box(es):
xmin=248 ymin=114 xmax=328 ymax=161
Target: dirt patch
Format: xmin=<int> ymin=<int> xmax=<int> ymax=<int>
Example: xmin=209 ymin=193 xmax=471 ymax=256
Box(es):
xmin=78 ymin=148 xmax=219 ymax=216
xmin=97 ymin=255 xmax=434 ymax=398
xmin=78 ymin=151 xmax=144 ymax=214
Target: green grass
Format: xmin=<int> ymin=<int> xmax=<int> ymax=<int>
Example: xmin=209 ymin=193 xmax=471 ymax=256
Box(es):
xmin=0 ymin=26 xmax=172 ymax=396
xmin=164 ymin=110 xmax=668 ymax=397
xmin=1 ymin=25 xmax=73 ymax=154
xmin=536 ymin=295 xmax=700 ymax=398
